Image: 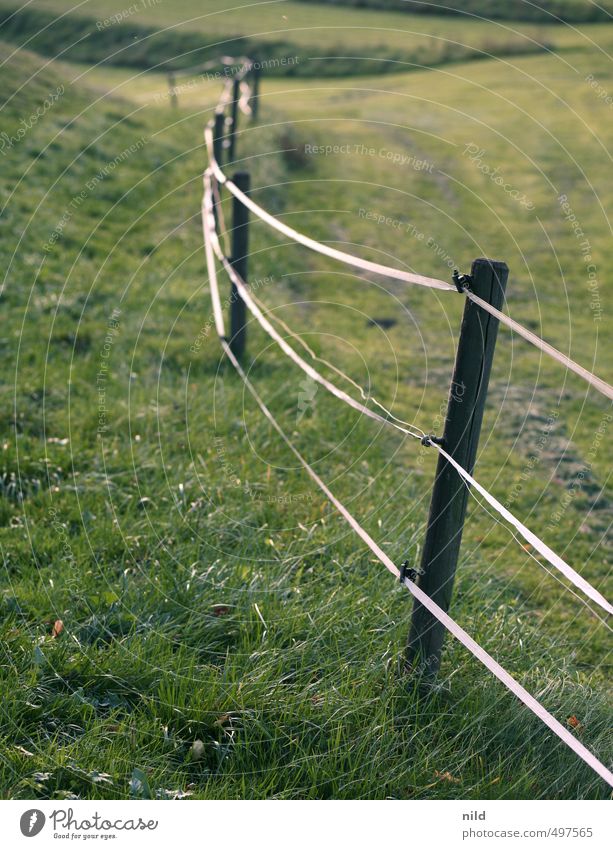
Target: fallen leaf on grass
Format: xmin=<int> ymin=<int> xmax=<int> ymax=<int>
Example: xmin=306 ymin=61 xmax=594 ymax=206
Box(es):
xmin=189 ymin=740 xmax=205 ymax=761
xmin=51 ymin=619 xmax=64 ymax=638
xmin=89 ymin=771 xmax=113 ymax=785
xmin=567 ymin=715 xmax=582 ymax=730
xmin=212 ymin=605 xmax=230 ymax=617
xmin=435 ymin=770 xmax=460 ymax=784
xmin=156 ymin=788 xmax=194 ymax=800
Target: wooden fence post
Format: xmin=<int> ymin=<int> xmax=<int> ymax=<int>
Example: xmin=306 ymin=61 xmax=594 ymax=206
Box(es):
xmin=228 ymin=77 xmax=240 ymax=161
xmin=406 ymin=258 xmax=509 ymax=679
xmin=167 ymin=71 xmax=178 ymax=108
xmin=213 ymin=111 xmax=225 ymax=167
xmin=229 ymin=171 xmax=250 ymax=358
xmin=212 ymin=112 xmax=225 ymax=230
xmin=251 ymin=64 xmax=261 ymax=120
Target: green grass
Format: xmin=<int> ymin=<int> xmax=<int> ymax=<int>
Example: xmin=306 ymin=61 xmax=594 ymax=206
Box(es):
xmin=3 ymin=0 xmax=613 ymax=77
xmin=0 ymin=3 xmax=612 ymax=800
xmin=297 ymin=0 xmax=613 ymax=24
xmin=11 ymin=0 xmax=613 ymax=49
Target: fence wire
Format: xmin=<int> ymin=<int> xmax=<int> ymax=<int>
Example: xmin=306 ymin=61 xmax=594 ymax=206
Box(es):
xmin=199 ymin=62 xmax=613 ymax=787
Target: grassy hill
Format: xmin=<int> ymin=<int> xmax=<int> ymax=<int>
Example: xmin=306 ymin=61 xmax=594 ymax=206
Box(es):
xmin=2 ymin=0 xmax=612 ymax=76
xmin=0 ymin=1 xmax=611 ymax=801
xmin=297 ymin=0 xmax=613 ymax=24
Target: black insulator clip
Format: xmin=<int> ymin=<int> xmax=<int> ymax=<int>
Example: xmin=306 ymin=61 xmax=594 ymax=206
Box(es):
xmin=399 ymin=560 xmax=424 ymax=584
xmin=421 ymin=433 xmax=444 ymax=447
xmin=452 ymin=269 xmax=472 ymax=293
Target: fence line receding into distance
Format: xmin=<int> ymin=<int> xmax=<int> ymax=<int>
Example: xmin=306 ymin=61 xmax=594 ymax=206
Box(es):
xmin=198 ymin=59 xmax=613 ymax=787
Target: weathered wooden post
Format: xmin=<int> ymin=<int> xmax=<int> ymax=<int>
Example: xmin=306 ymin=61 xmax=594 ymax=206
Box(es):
xmin=406 ymin=258 xmax=509 ymax=679
xmin=251 ymin=63 xmax=261 ymax=120
xmin=229 ymin=171 xmax=250 ymax=358
xmin=213 ymin=111 xmax=225 ymax=167
xmin=211 ymin=111 xmax=225 ymax=231
xmin=228 ymin=77 xmax=240 ymax=161
xmin=167 ymin=71 xmax=178 ymax=108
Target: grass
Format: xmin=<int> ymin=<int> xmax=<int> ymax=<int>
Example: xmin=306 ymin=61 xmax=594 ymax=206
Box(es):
xmin=3 ymin=0 xmax=613 ymax=76
xmin=296 ymin=0 xmax=613 ymax=24
xmin=0 ymin=2 xmax=612 ymax=800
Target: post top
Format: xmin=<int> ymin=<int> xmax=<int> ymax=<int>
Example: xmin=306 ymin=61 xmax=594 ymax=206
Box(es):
xmin=471 ymin=258 xmax=509 ymax=272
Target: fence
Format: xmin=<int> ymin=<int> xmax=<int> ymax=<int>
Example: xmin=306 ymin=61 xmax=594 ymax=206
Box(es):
xmin=199 ymin=60 xmax=613 ymax=787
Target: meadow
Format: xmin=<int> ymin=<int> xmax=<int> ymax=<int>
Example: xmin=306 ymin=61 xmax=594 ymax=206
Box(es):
xmin=296 ymin=0 xmax=613 ymax=23
xmin=0 ymin=1 xmax=611 ymax=799
xmin=3 ymin=0 xmax=613 ymax=74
